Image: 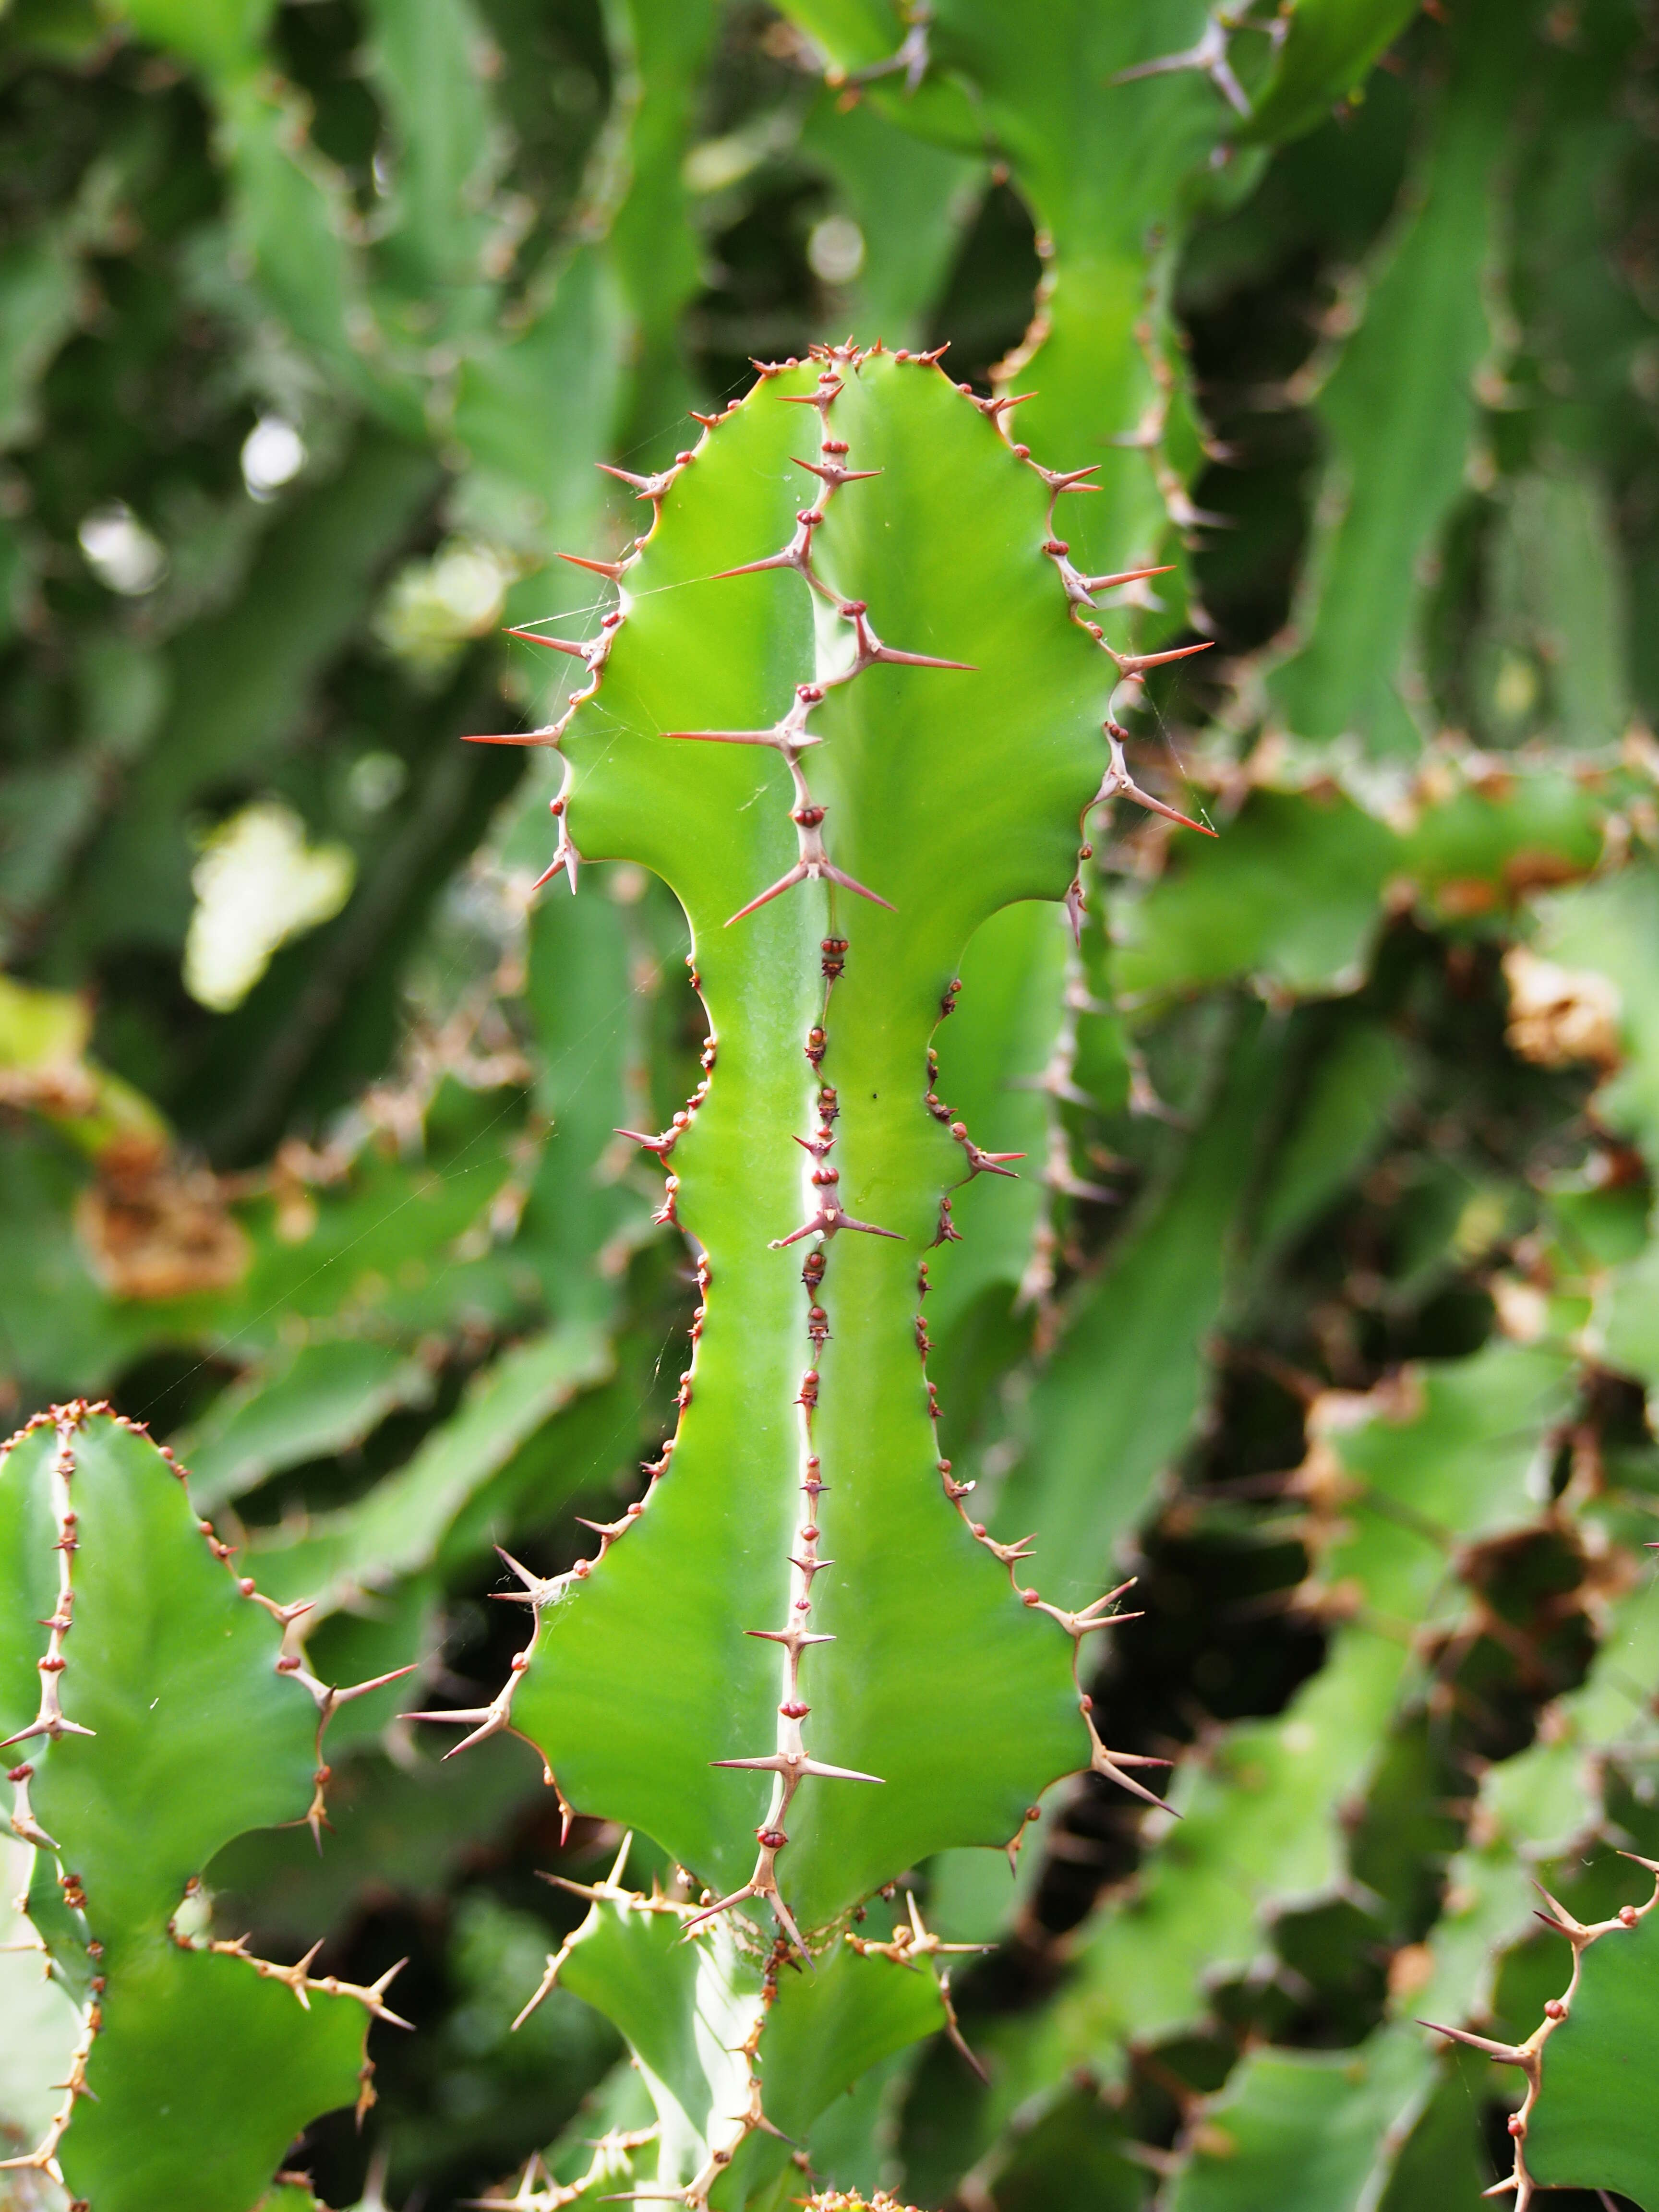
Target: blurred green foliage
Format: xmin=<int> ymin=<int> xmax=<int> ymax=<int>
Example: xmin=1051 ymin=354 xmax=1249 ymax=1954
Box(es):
xmin=4 ymin=0 xmax=1659 ymax=2205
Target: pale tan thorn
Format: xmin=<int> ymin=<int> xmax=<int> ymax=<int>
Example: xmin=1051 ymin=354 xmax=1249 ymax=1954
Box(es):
xmin=401 ymin=1703 xmax=509 ymax=1757
xmin=745 ymin=1626 xmax=836 ymax=1647
xmin=665 ymin=727 xmax=815 ymax=748
xmin=0 ymin=1716 xmax=94 ymax=1750
xmin=1417 ymin=2020 xmax=1530 ymax=2065
xmin=819 ymin=863 xmax=896 ymax=910
xmin=1084 ymin=564 xmax=1176 ymax=592
xmin=513 ymin=1936 xmax=577 ymax=2032
xmin=710 ymin=1754 xmax=884 ymax=1783
xmin=1091 ymin=1744 xmax=1173 ymax=1810
xmin=726 ymin=862 xmax=809 ymax=924
xmin=680 ymin=1880 xmax=760 ymax=1938
xmin=769 ymin=1888 xmax=810 ymax=1961
xmin=496 ymin=1545 xmax=557 ymax=1601
xmin=323 ymin=1663 xmax=420 ymax=1710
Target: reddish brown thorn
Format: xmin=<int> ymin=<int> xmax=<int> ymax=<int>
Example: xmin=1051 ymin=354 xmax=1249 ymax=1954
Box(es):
xmin=872 ymin=646 xmax=977 ymax=673
xmin=616 ymin=1127 xmax=674 ymax=1155
xmin=557 ymin=552 xmax=628 ymax=580
xmin=1041 ymin=463 xmax=1103 ymax=493
xmin=1122 ymin=788 xmax=1215 ymax=837
xmin=919 ymin=343 xmax=950 ymax=363
xmin=461 ymin=731 xmax=560 ymax=747
xmin=793 ymin=456 xmax=881 ymax=485
xmin=502 ymin=628 xmax=587 ymax=657
xmin=596 ymin=462 xmax=672 ymax=498
xmin=712 ymin=550 xmax=799 ymax=580
xmin=1114 ymin=640 xmax=1214 ymax=676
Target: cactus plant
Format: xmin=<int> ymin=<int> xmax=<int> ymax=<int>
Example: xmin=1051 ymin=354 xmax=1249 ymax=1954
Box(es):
xmin=9 ymin=2 xmax=1659 ymax=2206
xmin=412 ymin=339 xmax=1214 ymax=2198
xmin=0 ymin=1404 xmax=409 ymax=2211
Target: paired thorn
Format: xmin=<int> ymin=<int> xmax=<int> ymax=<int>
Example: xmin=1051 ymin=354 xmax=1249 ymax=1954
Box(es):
xmin=1087 ymin=724 xmax=1216 ymax=839
xmin=771 ymin=1204 xmax=902 ymax=1247
xmin=1111 ymin=12 xmax=1250 ymax=115
xmin=712 ymin=1753 xmax=883 ymax=1784
xmin=728 ymin=856 xmax=893 ymax=926
xmin=557 ymin=551 xmax=629 ymax=582
xmin=211 ymin=1936 xmax=412 ymax=2028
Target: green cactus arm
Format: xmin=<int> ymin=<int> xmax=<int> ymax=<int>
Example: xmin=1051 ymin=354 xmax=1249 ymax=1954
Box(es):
xmin=506 ymin=1840 xmax=956 ymax=2208
xmin=1268 ymin=0 xmax=1531 ymax=753
xmin=797 ymin=94 xmax=986 ymax=352
xmin=1165 ymin=2024 xmax=1439 ymax=2212
xmin=516 ymin=855 xmax=661 ymax=1331
xmin=1405 ymin=1491 xmax=1659 ymax=2202
xmin=779 ymin=0 xmax=1229 ymax=588
xmin=1236 ymin=0 xmax=1421 ymax=150
xmin=177 ymin=1339 xmax=438 ymax=1513
xmin=605 ymin=0 xmax=722 ymax=461
xmin=244 ymin=1326 xmax=615 ymax=1619
xmin=919 ymin=896 xmax=1065 ymax=1372
xmin=0 ymin=1407 xmax=404 ymax=2212
xmin=1010 ymin=1343 xmax=1573 ymax=2094
xmin=0 ymin=972 xmax=172 ymax=1167
xmin=360 ymin=0 xmax=505 ymax=344
xmin=1522 ymin=866 xmax=1659 ymax=1175
xmin=428 ymin=349 xmax=1196 ymax=2169
xmin=992 ymin=1006 xmax=1286 ymax=1608
xmin=1496 ymin=1876 xmax=1659 ymax=2207
xmin=1113 ymin=788 xmax=1397 ymax=1006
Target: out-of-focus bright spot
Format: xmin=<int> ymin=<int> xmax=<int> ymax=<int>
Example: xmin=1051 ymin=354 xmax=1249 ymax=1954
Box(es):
xmin=807 ymin=215 xmax=866 ymax=286
xmin=241 ymin=415 xmax=307 ymax=500
xmin=78 ymin=502 xmax=167 ymax=595
xmin=184 ymin=799 xmax=355 ymax=1012
xmin=376 ymin=537 xmax=516 ymax=675
xmin=684 ymin=133 xmax=758 ymax=194
xmin=348 ymin=749 xmax=407 ymax=814
xmin=1492 ymin=650 xmax=1539 ymax=722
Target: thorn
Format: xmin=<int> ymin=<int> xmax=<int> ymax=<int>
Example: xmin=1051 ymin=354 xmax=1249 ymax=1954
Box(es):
xmin=712 ymin=551 xmax=799 ymax=580
xmin=1417 ymin=2021 xmax=1530 ymax=2065
xmin=461 ymin=730 xmax=561 ymax=746
xmin=502 ymin=628 xmax=587 ymax=657
xmin=616 ymin=1127 xmax=675 ymax=1154
xmin=1113 ymin=640 xmax=1214 ymax=677
xmin=558 ymin=552 xmax=627 ymax=581
xmin=326 ymin=1664 xmax=419 ymax=1708
xmin=596 ymin=462 xmax=673 ymax=498
xmin=727 ymin=863 xmax=893 ymax=926
xmin=793 ymin=456 xmax=882 ymax=486
xmin=711 ymin=1755 xmax=884 ymax=1783
xmin=1084 ymin=565 xmax=1175 ymax=592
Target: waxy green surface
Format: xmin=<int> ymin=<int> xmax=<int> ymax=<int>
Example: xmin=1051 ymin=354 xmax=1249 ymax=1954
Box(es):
xmin=506 ymin=354 xmax=1114 ymax=1932
xmin=0 ymin=1413 xmax=372 ymax=2212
